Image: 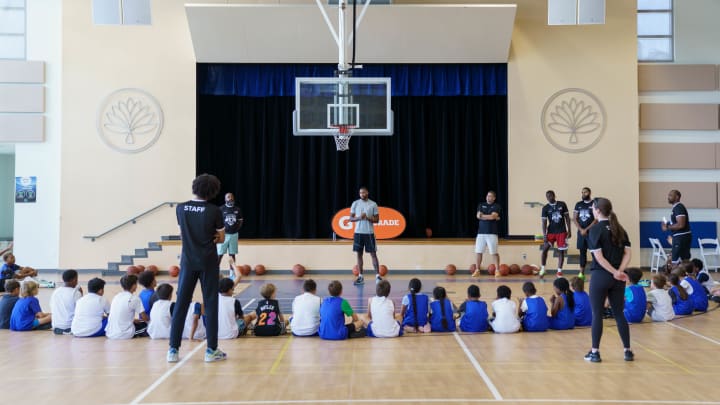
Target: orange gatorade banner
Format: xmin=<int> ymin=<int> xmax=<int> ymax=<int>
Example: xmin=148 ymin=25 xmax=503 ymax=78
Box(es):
xmin=331 ymin=207 xmax=406 ymax=239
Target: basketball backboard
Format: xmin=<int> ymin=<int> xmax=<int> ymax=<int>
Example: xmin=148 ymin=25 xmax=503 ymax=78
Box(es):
xmin=293 ymin=77 xmax=393 ymax=136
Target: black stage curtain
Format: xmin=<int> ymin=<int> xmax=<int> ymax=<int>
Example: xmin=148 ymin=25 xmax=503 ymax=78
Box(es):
xmin=197 ymin=95 xmax=507 ymax=239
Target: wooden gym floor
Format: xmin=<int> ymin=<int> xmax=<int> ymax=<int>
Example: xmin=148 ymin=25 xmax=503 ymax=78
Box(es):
xmin=2 ymin=271 xmax=720 ymax=405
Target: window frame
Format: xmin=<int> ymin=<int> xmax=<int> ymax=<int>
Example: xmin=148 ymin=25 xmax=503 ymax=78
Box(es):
xmin=0 ymin=0 xmax=27 ymax=60
xmin=637 ymin=0 xmax=674 ymax=63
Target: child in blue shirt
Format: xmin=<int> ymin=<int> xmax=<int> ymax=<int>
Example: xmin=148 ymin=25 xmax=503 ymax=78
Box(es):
xmin=1 ymin=253 xmax=38 ymax=290
xmin=668 ymin=273 xmax=693 ymax=316
xmin=678 ymin=264 xmax=708 ymax=312
xmin=519 ymin=281 xmax=548 ymax=332
xmin=548 ymin=277 xmax=574 ymax=330
xmin=571 ymin=276 xmax=592 ymax=327
xmin=456 ymin=284 xmax=488 ymax=332
xmin=10 ymin=280 xmax=52 ymax=331
xmin=624 ymin=268 xmax=647 ymax=323
xmin=0 ymin=280 xmax=21 ymax=328
xmin=138 ymin=270 xmax=157 ymax=316
xmin=400 ymin=278 xmax=430 ymax=333
xmin=430 ymin=286 xmax=455 ymax=332
xmin=319 ymin=280 xmax=365 ymax=340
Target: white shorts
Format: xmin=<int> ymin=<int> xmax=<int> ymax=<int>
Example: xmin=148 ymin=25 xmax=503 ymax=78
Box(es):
xmin=475 ymin=234 xmax=498 ymax=255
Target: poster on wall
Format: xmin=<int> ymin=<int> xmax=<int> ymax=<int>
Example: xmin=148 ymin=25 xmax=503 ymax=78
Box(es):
xmin=15 ymin=176 xmax=37 ymax=203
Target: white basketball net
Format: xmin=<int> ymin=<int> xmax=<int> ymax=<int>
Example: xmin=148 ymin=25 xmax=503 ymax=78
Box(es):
xmin=333 ymin=126 xmax=353 ymax=151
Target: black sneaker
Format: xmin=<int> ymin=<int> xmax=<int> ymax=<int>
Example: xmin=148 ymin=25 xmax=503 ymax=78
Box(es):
xmin=353 ymin=275 xmax=364 ymax=285
xmin=624 ymin=350 xmax=634 ymax=361
xmin=584 ymin=351 xmax=601 ymax=363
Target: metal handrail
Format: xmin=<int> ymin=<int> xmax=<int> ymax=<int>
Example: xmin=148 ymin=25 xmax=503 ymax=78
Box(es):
xmin=83 ymin=201 xmax=181 ymax=242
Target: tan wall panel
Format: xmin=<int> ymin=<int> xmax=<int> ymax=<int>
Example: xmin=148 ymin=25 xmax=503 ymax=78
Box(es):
xmin=0 ymin=60 xmax=44 ymax=84
xmin=640 ymin=182 xmax=717 ymax=208
xmin=0 ymin=115 xmax=44 ymax=142
xmin=717 ymin=144 xmax=720 ymax=169
xmin=639 ymin=143 xmax=716 ymax=169
xmin=640 ymin=104 xmax=720 ymax=130
xmin=638 ymin=64 xmax=718 ymax=91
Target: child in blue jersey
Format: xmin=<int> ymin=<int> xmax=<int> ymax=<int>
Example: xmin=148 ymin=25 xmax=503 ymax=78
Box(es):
xmin=400 ymin=278 xmax=431 ymax=333
xmin=490 ymin=285 xmax=520 ymax=333
xmin=518 ymin=281 xmax=548 ymax=332
xmin=678 ymin=264 xmax=708 ymax=312
xmin=456 ymin=284 xmax=488 ymax=332
xmin=319 ymin=280 xmax=366 ymax=340
xmin=548 ymin=277 xmax=574 ymax=330
xmin=10 ymin=280 xmax=52 ymax=331
xmin=668 ymin=273 xmax=693 ymax=316
xmin=623 ymin=268 xmax=647 ymax=323
xmin=430 ymin=286 xmax=455 ymax=332
xmin=691 ymin=258 xmax=718 ymax=294
xmin=138 ymin=271 xmax=157 ymax=316
xmin=571 ymin=276 xmax=592 ymax=327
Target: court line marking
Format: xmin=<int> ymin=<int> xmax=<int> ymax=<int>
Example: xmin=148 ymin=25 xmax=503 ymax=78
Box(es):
xmin=129 ymin=342 xmax=206 ymax=405
xmin=606 ymin=329 xmax=693 ymax=374
xmin=136 ymin=399 xmax=720 ymax=405
xmin=452 ymin=332 xmax=502 ymax=401
xmin=269 ymin=334 xmax=293 ymax=374
xmin=666 ymin=321 xmax=720 ymax=345
xmin=129 ymin=299 xmax=257 ymax=405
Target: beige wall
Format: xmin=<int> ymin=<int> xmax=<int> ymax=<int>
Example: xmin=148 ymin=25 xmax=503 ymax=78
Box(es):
xmin=56 ymin=0 xmax=640 ymax=269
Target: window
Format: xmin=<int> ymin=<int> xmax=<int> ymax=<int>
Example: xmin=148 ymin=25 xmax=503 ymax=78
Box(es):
xmin=638 ymin=0 xmax=673 ymax=62
xmin=0 ymin=0 xmax=26 ymax=60
xmin=93 ymin=0 xmax=151 ymax=25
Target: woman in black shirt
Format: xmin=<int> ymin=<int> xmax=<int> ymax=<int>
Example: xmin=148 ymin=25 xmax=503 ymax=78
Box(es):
xmin=585 ymin=197 xmax=633 ymax=363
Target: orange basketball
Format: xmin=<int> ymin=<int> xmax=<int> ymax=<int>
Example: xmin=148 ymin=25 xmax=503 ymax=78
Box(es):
xmin=292 ymin=264 xmax=306 ymax=277
xmin=126 ymin=265 xmax=140 ymax=275
xmin=530 ymin=264 xmax=540 ymax=275
xmin=352 ymin=265 xmax=360 ymax=276
xmin=147 ymin=265 xmax=159 ymax=275
xmin=487 ymin=264 xmax=496 ymax=276
xmin=510 ymin=264 xmax=521 ymax=275
xmin=239 ymin=264 xmax=251 ymax=276
xmin=468 ymin=263 xmax=477 ymax=274
xmin=499 ymin=264 xmax=510 ymax=276
xmin=135 ymin=265 xmax=145 ymax=272
xmin=168 ymin=265 xmax=180 ymax=277
xmin=379 ymin=265 xmax=388 ymax=277
xmin=445 ymin=264 xmax=457 ymax=276
xmin=255 ymin=264 xmax=266 ymax=276
xmin=521 ymin=264 xmax=533 ymax=275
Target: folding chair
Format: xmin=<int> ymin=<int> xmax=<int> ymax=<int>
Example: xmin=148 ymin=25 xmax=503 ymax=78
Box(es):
xmin=698 ymin=238 xmax=720 ymax=272
xmin=648 ymin=238 xmax=669 ymax=273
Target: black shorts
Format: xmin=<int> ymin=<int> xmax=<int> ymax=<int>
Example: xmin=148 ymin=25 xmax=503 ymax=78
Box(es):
xmin=576 ymin=232 xmax=589 ymax=250
xmin=353 ymin=233 xmax=377 ymax=253
xmin=672 ymin=233 xmax=692 ymax=262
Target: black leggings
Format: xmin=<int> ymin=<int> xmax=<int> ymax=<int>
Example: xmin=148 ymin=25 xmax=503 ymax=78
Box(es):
xmin=589 ymin=270 xmax=630 ymax=350
xmin=579 ymin=248 xmax=588 ymax=269
xmin=169 ymin=269 xmax=219 ymax=351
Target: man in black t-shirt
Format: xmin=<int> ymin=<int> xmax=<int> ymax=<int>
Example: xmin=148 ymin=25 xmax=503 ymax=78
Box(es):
xmin=217 ymin=192 xmax=244 ymax=276
xmin=661 ymin=189 xmax=691 ymax=265
xmin=573 ymin=187 xmax=597 ymax=280
xmin=167 ymin=174 xmax=227 ymax=364
xmin=540 ymin=190 xmax=571 ymax=278
xmin=473 ymin=191 xmax=502 ymax=277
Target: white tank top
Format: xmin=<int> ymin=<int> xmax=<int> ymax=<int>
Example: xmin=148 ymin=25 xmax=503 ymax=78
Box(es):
xmin=182 ymin=302 xmax=206 ymax=340
xmin=147 ymin=300 xmax=172 ymax=339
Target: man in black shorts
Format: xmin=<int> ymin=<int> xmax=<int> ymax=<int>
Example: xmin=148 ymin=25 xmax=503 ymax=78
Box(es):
xmin=661 ymin=189 xmax=691 ymax=265
xmin=540 ymin=190 xmax=571 ymax=278
xmin=349 ymin=187 xmax=380 ymax=285
xmin=573 ymin=187 xmax=596 ymax=280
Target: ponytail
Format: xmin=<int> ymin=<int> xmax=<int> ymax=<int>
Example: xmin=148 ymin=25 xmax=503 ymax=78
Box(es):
xmin=433 ymin=286 xmax=448 ymax=330
xmin=409 ymin=278 xmax=422 ymax=329
xmin=669 ymin=274 xmax=688 ymax=300
xmin=594 ymin=198 xmax=627 ymax=247
xmin=554 ymin=277 xmax=574 ymax=310
xmin=441 ymin=298 xmax=448 ymax=330
xmin=411 ymin=289 xmax=418 ymax=329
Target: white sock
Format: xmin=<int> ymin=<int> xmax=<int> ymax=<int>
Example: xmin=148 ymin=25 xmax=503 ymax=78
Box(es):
xmin=557 ymin=268 xmax=562 ymax=273
xmin=540 ymin=265 xmax=545 ymax=272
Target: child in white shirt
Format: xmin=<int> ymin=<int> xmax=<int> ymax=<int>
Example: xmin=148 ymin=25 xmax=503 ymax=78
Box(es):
xmin=290 ymin=279 xmax=322 ymax=337
xmin=50 ymin=269 xmax=83 ymax=335
xmin=148 ymin=283 xmax=174 ymax=339
xmin=218 ymin=278 xmax=256 ymax=339
xmin=367 ymin=280 xmax=401 ymax=338
xmin=106 ymin=274 xmax=148 ymax=339
xmin=71 ymin=278 xmax=110 ymax=338
xmin=646 ymin=274 xmax=674 ymax=322
xmin=490 ymin=285 xmax=520 ymax=333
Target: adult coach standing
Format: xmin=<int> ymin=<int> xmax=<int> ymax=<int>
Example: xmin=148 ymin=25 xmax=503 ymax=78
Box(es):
xmin=540 ymin=190 xmax=571 ymax=278
xmin=217 ymin=192 xmax=243 ymax=271
xmin=573 ymin=187 xmax=596 ymax=281
xmin=167 ymin=174 xmax=226 ymax=363
xmin=350 ymin=186 xmax=380 ymax=285
xmin=585 ymin=197 xmax=633 ymax=363
xmin=661 ymin=189 xmax=691 ymax=265
xmin=472 ymin=191 xmax=502 ymax=277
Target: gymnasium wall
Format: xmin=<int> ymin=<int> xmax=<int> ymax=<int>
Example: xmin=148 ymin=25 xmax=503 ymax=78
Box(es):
xmin=48 ymin=0 xmax=641 ymax=269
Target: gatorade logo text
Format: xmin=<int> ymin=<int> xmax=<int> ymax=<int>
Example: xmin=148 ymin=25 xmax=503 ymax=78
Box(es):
xmin=331 ymin=207 xmax=406 ymax=240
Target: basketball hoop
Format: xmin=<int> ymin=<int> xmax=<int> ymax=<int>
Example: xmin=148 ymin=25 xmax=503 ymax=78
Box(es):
xmin=332 ymin=125 xmax=354 ymax=151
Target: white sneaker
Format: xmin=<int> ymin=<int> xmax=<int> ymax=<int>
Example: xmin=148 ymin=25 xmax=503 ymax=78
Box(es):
xmin=538 ymin=267 xmax=546 ymax=279
xmin=376 ymin=275 xmax=383 ymax=284
xmin=167 ymin=348 xmax=179 ymax=363
xmin=204 ymin=348 xmax=227 ymax=362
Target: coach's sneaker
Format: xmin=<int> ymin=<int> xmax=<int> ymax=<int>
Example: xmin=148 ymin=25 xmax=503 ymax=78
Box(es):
xmin=204 ymin=348 xmax=227 ymax=363
xmin=167 ymin=347 xmax=179 ymax=363
xmin=538 ymin=266 xmax=546 ymax=279
xmin=584 ymin=350 xmax=601 ymax=363
xmin=624 ymin=349 xmax=634 ymax=362
xmin=471 ymin=269 xmax=481 ymax=277
xmin=353 ymin=275 xmax=364 ymax=285
xmin=556 ymin=270 xmax=563 ymax=277
xmin=376 ymin=275 xmax=383 ymax=284
xmin=577 ymin=272 xmax=586 ymax=281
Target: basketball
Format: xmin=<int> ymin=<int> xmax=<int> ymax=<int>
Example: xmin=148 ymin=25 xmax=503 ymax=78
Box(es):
xmin=239 ymin=264 xmax=251 ymax=276
xmin=126 ymin=265 xmax=140 ymax=275
xmin=445 ymin=264 xmax=457 ymax=275
xmin=352 ymin=265 xmax=360 ymax=276
xmin=468 ymin=263 xmax=477 ymax=275
xmin=487 ymin=264 xmax=496 ymax=276
xmin=425 ymin=228 xmax=433 ymax=238
xmin=499 ymin=264 xmax=510 ymax=276
xmin=379 ymin=265 xmax=388 ymax=277
xmin=292 ymin=264 xmax=305 ymax=277
xmin=530 ymin=264 xmax=540 ymax=275
xmin=168 ymin=265 xmax=180 ymax=277
xmin=147 ymin=264 xmax=159 ymax=275
xmin=136 ymin=265 xmax=145 ymax=272
xmin=510 ymin=264 xmax=521 ymax=274
xmin=255 ymin=264 xmax=266 ymax=275
xmin=521 ymin=264 xmax=533 ymax=275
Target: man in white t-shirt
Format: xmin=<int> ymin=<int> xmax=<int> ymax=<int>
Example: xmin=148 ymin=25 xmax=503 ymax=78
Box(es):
xmin=290 ymin=279 xmax=322 ymax=336
xmin=50 ymin=269 xmax=83 ymax=335
xmin=71 ymin=278 xmax=111 ymax=338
